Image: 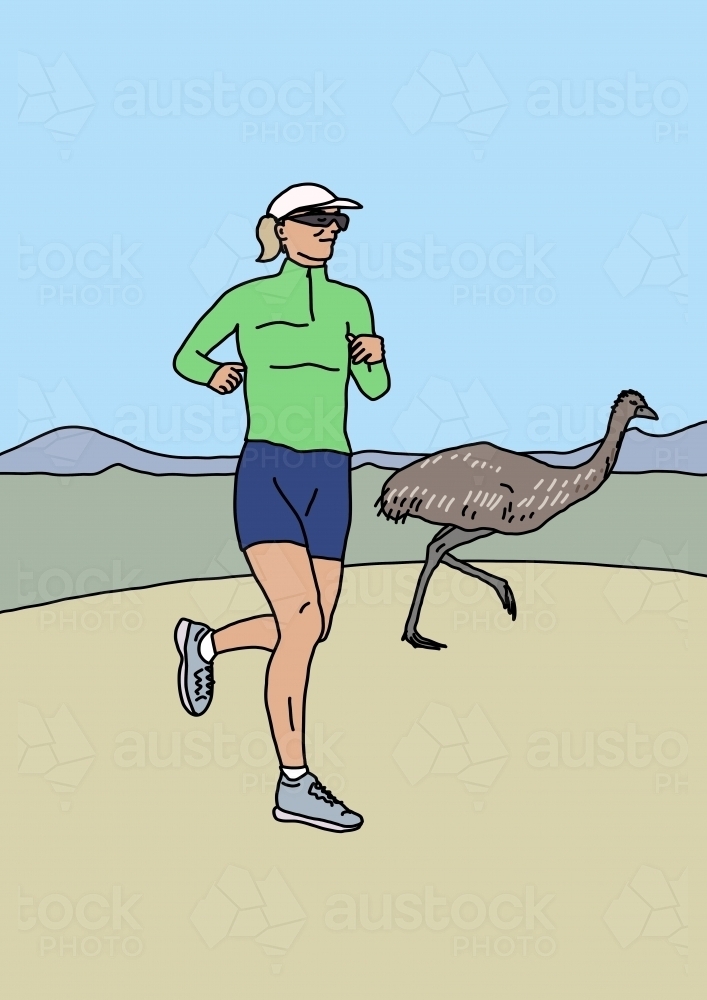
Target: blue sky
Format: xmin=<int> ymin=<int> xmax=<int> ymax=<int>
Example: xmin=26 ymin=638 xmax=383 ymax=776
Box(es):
xmin=4 ymin=0 xmax=701 ymax=455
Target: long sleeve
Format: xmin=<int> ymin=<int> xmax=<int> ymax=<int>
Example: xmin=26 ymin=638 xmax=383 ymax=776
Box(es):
xmin=347 ymin=289 xmax=391 ymax=401
xmin=173 ymin=286 xmax=242 ymax=385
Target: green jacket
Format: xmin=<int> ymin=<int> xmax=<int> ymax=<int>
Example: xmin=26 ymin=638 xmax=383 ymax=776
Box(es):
xmin=174 ymin=259 xmax=390 ymax=454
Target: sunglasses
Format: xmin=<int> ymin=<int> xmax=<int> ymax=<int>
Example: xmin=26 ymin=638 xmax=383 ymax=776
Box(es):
xmin=282 ymin=211 xmax=350 ymax=231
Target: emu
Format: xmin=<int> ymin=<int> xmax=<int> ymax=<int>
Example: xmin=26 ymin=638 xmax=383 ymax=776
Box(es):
xmin=377 ymin=390 xmax=658 ymax=649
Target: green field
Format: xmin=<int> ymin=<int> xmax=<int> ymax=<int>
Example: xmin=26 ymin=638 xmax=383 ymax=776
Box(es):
xmin=1 ymin=466 xmax=704 ymax=612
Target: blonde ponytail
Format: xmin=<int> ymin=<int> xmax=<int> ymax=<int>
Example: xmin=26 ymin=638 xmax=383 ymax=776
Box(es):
xmin=255 ymin=215 xmax=282 ymax=262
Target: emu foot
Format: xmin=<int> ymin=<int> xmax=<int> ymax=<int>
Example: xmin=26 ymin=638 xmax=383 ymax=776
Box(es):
xmin=402 ymin=629 xmax=447 ymax=651
xmin=495 ymin=582 xmax=517 ymax=621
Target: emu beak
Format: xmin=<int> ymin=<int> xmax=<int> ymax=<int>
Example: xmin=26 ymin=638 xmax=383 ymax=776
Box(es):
xmin=635 ymin=405 xmax=659 ymax=420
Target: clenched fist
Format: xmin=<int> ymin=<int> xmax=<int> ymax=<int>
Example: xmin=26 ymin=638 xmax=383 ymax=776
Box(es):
xmin=346 ymin=333 xmax=385 ymax=365
xmin=208 ymin=363 xmax=244 ymax=394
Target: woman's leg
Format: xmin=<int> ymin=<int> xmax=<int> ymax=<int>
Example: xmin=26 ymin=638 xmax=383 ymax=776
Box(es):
xmin=210 ymin=557 xmax=344 ymax=653
xmin=213 ymin=614 xmax=277 ymax=653
xmin=312 ymin=557 xmax=344 ymax=640
xmin=243 ymin=541 xmax=324 ymax=767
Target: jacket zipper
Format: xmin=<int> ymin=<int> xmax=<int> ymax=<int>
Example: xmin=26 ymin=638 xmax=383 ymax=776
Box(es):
xmin=306 ymin=268 xmax=315 ymax=322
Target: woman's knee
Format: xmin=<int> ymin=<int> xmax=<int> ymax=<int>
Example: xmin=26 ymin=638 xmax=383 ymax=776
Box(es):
xmin=278 ymin=598 xmax=323 ymax=642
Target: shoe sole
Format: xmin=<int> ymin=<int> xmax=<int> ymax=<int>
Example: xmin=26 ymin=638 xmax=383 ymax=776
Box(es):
xmin=273 ymin=807 xmax=363 ymax=833
xmin=175 ymin=618 xmax=198 ymax=717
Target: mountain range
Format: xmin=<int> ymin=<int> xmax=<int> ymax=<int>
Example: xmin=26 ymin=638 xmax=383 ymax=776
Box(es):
xmin=1 ymin=422 xmax=705 ymax=475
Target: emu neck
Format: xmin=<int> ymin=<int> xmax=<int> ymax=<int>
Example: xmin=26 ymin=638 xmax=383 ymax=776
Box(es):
xmin=587 ymin=409 xmax=629 ymax=481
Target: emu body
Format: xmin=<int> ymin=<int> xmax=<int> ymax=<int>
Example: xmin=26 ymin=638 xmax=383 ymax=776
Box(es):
xmin=379 ymin=390 xmax=659 ymax=649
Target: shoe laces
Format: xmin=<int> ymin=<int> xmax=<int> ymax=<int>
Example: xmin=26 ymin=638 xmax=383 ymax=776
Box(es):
xmin=310 ymin=778 xmax=346 ymax=811
xmin=193 ymin=664 xmax=214 ymax=702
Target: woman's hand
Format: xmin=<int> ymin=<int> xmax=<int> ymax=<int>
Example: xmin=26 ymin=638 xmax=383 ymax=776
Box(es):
xmin=208 ymin=363 xmax=244 ymax=394
xmin=346 ymin=333 xmax=385 ymax=365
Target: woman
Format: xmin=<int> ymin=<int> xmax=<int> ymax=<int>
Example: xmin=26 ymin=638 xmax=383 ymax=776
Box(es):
xmin=172 ymin=183 xmax=390 ymax=832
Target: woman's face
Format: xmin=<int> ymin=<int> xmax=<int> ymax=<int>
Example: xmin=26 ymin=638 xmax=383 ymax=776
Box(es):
xmin=277 ymin=207 xmax=342 ymax=266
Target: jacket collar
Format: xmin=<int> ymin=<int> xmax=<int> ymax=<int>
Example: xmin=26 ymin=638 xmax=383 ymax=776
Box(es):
xmin=280 ymin=257 xmax=329 ymax=281
xmin=260 ymin=257 xmax=328 ymax=323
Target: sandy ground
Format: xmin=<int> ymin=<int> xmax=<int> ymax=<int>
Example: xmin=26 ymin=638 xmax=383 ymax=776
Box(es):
xmin=4 ymin=562 xmax=701 ymax=999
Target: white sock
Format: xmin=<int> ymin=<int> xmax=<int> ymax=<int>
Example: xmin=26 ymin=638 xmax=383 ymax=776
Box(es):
xmin=281 ymin=766 xmax=307 ymax=780
xmin=199 ymin=630 xmax=216 ymax=662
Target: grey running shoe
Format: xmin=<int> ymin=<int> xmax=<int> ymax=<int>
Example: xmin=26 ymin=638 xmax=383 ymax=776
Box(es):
xmin=175 ymin=618 xmax=215 ymax=716
xmin=273 ymin=771 xmax=363 ymax=832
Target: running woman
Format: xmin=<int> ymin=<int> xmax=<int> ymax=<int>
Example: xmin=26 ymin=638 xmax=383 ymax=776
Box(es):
xmin=173 ymin=184 xmax=390 ymax=832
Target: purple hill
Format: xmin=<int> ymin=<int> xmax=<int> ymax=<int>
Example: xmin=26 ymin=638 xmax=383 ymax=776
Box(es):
xmin=0 ymin=423 xmax=704 ymax=475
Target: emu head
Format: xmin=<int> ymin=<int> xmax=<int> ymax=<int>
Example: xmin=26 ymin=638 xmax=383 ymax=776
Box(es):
xmin=612 ymin=390 xmax=659 ymax=426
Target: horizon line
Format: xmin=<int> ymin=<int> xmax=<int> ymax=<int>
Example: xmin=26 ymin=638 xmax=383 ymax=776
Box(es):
xmin=4 ymin=418 xmax=705 ymax=463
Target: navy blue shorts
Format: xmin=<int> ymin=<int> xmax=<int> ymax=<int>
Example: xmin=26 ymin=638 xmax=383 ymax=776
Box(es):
xmin=234 ymin=441 xmax=351 ymax=561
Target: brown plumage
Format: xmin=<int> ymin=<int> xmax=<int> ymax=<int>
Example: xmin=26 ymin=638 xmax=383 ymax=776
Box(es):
xmin=378 ymin=390 xmax=658 ymax=649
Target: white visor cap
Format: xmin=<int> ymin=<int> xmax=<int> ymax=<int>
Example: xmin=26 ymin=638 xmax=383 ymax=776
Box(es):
xmin=268 ymin=183 xmax=362 ymax=221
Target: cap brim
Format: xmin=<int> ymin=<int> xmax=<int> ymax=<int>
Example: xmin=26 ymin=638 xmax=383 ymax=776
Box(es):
xmin=310 ymin=198 xmax=363 ymax=210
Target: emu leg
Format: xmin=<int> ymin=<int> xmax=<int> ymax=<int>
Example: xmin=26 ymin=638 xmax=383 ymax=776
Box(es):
xmin=441 ymin=553 xmax=517 ymax=620
xmin=403 ymin=527 xmax=491 ymax=650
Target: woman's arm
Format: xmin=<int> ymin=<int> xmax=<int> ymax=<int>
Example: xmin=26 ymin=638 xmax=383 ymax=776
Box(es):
xmin=173 ymin=286 xmax=242 ymax=386
xmin=347 ymin=291 xmax=391 ymax=401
